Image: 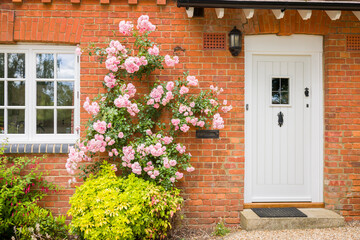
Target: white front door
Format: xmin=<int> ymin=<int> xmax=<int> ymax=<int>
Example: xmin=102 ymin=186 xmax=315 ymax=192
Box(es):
xmin=244 ymin=35 xmax=323 ymax=203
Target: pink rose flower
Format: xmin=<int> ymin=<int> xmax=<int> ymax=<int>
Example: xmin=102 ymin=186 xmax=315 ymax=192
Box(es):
xmin=148 ymin=45 xmax=159 ymax=56
xmin=118 ymin=132 xmax=124 ymax=138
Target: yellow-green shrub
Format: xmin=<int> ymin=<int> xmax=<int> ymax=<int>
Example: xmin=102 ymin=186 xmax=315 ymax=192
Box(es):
xmin=68 ymin=163 xmax=183 ymax=240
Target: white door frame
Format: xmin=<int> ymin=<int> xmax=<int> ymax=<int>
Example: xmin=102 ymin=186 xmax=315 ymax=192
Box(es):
xmin=244 ymin=35 xmax=324 ymax=203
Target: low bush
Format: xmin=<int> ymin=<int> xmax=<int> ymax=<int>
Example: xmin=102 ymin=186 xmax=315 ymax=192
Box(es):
xmin=0 ymin=144 xmax=70 ymax=239
xmin=68 ymin=162 xmax=183 ymax=240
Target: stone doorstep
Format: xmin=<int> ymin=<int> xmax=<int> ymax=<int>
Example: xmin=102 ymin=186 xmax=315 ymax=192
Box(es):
xmin=240 ymin=208 xmax=345 ymax=231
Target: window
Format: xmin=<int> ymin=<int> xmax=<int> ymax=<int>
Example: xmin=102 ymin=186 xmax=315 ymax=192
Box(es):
xmin=0 ymin=45 xmax=80 ymax=143
xmin=271 ymin=77 xmax=289 ymax=105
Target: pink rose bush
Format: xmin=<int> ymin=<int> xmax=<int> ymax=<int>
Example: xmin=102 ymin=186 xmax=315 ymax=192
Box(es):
xmin=68 ymin=15 xmax=231 ymax=189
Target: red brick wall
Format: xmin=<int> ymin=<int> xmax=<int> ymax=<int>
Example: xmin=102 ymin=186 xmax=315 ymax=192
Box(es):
xmin=0 ymin=0 xmax=359 ymax=226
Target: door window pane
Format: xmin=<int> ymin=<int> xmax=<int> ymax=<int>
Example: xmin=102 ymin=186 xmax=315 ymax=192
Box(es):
xmin=8 ymin=53 xmax=25 ymax=78
xmin=36 ymin=54 xmax=54 ymax=79
xmin=0 ymin=81 xmax=4 ymax=106
xmin=0 ymin=53 xmax=4 ymax=78
xmin=36 ymin=109 xmax=54 ymax=134
xmin=0 ymin=109 xmax=4 ymax=134
xmin=272 ymin=78 xmax=289 ymax=105
xmin=57 ymin=54 xmax=75 ymax=79
xmin=57 ymin=81 xmax=74 ymax=106
xmin=8 ymin=81 xmax=25 ymax=106
xmin=57 ymin=109 xmax=74 ymax=134
xmin=37 ymin=82 xmax=54 ymax=106
xmin=8 ymin=109 xmax=25 ymax=134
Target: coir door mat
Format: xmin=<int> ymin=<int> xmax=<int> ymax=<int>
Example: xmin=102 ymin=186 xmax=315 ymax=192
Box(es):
xmin=251 ymin=207 xmax=307 ymax=218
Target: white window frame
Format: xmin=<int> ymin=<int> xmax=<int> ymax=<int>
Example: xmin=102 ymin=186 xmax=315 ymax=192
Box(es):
xmin=0 ymin=44 xmax=80 ymax=144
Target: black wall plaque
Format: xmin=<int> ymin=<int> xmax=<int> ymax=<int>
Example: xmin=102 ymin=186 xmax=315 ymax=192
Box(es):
xmin=196 ymin=130 xmax=219 ymax=139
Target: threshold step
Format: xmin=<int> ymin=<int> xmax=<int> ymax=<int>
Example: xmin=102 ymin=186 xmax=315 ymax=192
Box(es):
xmin=240 ymin=208 xmax=345 ymax=231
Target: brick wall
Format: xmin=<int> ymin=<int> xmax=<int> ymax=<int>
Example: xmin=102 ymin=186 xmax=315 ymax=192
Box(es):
xmin=0 ymin=0 xmax=359 ymax=226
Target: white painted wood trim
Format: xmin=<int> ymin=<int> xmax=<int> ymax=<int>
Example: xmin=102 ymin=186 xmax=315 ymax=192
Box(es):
xmin=243 ymin=9 xmax=255 ymax=19
xmin=186 ymin=7 xmax=194 ymax=18
xmin=353 ymin=11 xmax=360 ymax=21
xmin=325 ymin=10 xmax=341 ymax=20
xmin=272 ymin=9 xmax=285 ymax=19
xmin=244 ymin=35 xmax=324 ymax=203
xmin=215 ymin=8 xmax=224 ymax=18
xmin=297 ymin=10 xmax=312 ymax=20
xmin=0 ymin=44 xmax=80 ymax=144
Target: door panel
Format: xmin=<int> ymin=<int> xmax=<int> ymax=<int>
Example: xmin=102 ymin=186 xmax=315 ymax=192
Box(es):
xmin=251 ymin=55 xmax=311 ymax=202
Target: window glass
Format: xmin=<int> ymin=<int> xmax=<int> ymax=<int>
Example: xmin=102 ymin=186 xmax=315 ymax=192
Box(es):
xmin=36 ymin=109 xmax=54 ymax=134
xmin=37 ymin=81 xmax=54 ymax=106
xmin=57 ymin=82 xmax=74 ymax=106
xmin=7 ymin=53 xmax=25 ymax=78
xmin=8 ymin=81 xmax=25 ymax=106
xmin=272 ymin=78 xmax=289 ymax=105
xmin=0 ymin=53 xmax=4 ymax=78
xmin=57 ymin=109 xmax=74 ymax=134
xmin=8 ymin=109 xmax=25 ymax=134
xmin=0 ymin=109 xmax=4 ymax=134
xmin=36 ymin=54 xmax=54 ymax=79
xmin=0 ymin=81 xmax=4 ymax=106
xmin=57 ymin=54 xmax=75 ymax=79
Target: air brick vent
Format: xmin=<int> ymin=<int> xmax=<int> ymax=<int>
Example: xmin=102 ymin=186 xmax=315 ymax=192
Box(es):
xmin=347 ymin=35 xmax=360 ymax=51
xmin=203 ymin=33 xmax=226 ymax=50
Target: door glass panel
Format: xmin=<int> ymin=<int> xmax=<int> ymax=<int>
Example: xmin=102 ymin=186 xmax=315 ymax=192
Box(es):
xmin=57 ymin=54 xmax=75 ymax=79
xmin=57 ymin=81 xmax=74 ymax=106
xmin=0 ymin=81 xmax=4 ymax=106
xmin=36 ymin=109 xmax=54 ymax=134
xmin=0 ymin=109 xmax=4 ymax=134
xmin=7 ymin=53 xmax=25 ymax=78
xmin=272 ymin=78 xmax=289 ymax=105
xmin=0 ymin=53 xmax=4 ymax=78
xmin=36 ymin=54 xmax=54 ymax=79
xmin=8 ymin=81 xmax=25 ymax=106
xmin=57 ymin=109 xmax=74 ymax=134
xmin=8 ymin=109 xmax=25 ymax=134
xmin=37 ymin=81 xmax=54 ymax=106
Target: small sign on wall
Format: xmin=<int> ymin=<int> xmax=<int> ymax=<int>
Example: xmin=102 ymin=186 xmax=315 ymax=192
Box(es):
xmin=196 ymin=130 xmax=219 ymax=139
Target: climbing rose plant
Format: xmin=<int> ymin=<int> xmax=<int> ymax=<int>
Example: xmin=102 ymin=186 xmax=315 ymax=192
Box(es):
xmin=66 ymin=15 xmax=232 ymax=189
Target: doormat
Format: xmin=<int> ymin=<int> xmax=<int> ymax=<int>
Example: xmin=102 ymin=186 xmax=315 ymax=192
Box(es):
xmin=251 ymin=207 xmax=307 ymax=218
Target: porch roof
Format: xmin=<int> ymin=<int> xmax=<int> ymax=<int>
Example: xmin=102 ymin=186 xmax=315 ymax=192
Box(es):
xmin=177 ymin=0 xmax=360 ymax=10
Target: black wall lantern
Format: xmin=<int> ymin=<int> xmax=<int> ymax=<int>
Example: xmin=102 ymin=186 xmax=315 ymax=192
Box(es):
xmin=229 ymin=26 xmax=242 ymax=56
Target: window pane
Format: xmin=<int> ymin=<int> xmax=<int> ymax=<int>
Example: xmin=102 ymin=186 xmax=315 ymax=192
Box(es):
xmin=57 ymin=54 xmax=75 ymax=79
xmin=272 ymin=78 xmax=280 ymax=91
xmin=281 ymin=78 xmax=289 ymax=91
xmin=0 ymin=53 xmax=4 ymax=78
xmin=0 ymin=109 xmax=4 ymax=134
xmin=281 ymin=92 xmax=289 ymax=104
xmin=37 ymin=81 xmax=54 ymax=106
xmin=57 ymin=81 xmax=74 ymax=106
xmin=57 ymin=109 xmax=74 ymax=134
xmin=36 ymin=54 xmax=54 ymax=79
xmin=8 ymin=109 xmax=25 ymax=134
xmin=0 ymin=81 xmax=3 ymax=106
xmin=8 ymin=53 xmax=25 ymax=78
xmin=37 ymin=109 xmax=54 ymax=134
xmin=8 ymin=81 xmax=25 ymax=106
xmin=272 ymin=92 xmax=280 ymax=104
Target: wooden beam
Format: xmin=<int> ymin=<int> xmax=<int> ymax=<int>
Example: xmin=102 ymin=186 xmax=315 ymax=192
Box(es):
xmin=244 ymin=202 xmax=325 ymax=209
xmin=272 ymin=9 xmax=285 ymax=19
xmin=297 ymin=10 xmax=312 ymax=20
xmin=243 ymin=9 xmax=254 ymax=19
xmin=186 ymin=7 xmax=194 ymax=18
xmin=353 ymin=11 xmax=360 ymax=21
xmin=215 ymin=8 xmax=224 ymax=18
xmin=325 ymin=10 xmax=341 ymax=20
